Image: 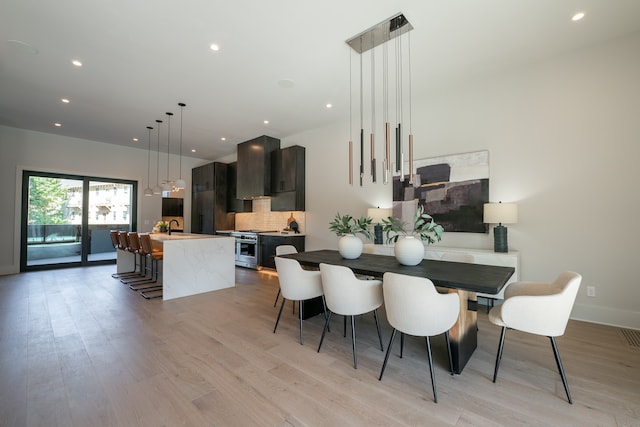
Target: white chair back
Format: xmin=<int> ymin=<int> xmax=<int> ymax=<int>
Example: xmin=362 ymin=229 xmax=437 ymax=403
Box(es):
xmin=500 ymin=271 xmax=581 ymax=337
xmin=274 ymin=257 xmax=323 ymax=301
xmin=275 ymin=245 xmax=298 ymax=256
xmin=383 ymin=272 xmax=460 ymax=337
xmin=319 ymin=263 xmax=382 ymax=316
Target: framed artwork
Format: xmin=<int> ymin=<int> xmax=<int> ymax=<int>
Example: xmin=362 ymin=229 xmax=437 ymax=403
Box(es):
xmin=392 ymin=150 xmax=489 ymax=233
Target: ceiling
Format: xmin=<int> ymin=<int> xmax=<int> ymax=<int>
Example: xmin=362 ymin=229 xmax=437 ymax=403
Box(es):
xmin=2 ymin=0 xmax=640 ymax=160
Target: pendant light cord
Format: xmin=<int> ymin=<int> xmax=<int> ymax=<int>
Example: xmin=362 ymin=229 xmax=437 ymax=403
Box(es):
xmin=178 ymin=103 xmax=186 ymax=180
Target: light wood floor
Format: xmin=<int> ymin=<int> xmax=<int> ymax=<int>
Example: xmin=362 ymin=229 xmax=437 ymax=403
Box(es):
xmin=0 ymin=265 xmax=638 ymax=426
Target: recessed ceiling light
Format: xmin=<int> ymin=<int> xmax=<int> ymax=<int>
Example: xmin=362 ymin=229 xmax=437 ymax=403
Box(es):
xmin=54 ymin=122 xmax=62 ymax=127
xmin=326 ymin=103 xmax=333 ymax=109
xmin=221 ymin=137 xmax=226 ymax=141
xmin=61 ymin=98 xmax=70 ymax=104
xmin=132 ymin=138 xmax=139 ymax=142
xmin=210 ymin=43 xmax=220 ymax=52
xmin=191 ymin=149 xmax=196 ymax=152
xmin=71 ymin=59 xmax=83 ymax=67
xmin=571 ymin=12 xmax=585 ymax=21
xmin=263 ymin=120 xmax=269 ymax=124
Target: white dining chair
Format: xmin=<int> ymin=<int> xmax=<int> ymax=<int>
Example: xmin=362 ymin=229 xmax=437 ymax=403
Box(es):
xmin=489 ymin=271 xmax=582 ymax=403
xmin=273 ymin=256 xmax=326 ymax=345
xmin=378 ymin=272 xmax=460 ymax=403
xmin=318 ymin=263 xmax=384 ymax=369
xmin=273 ymin=245 xmax=298 ymax=307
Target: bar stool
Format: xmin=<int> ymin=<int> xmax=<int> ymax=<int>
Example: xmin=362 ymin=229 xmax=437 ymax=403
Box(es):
xmin=138 ymin=233 xmax=163 ymax=299
xmin=113 ymin=231 xmax=140 ymax=278
xmin=121 ymin=232 xmax=153 ymax=285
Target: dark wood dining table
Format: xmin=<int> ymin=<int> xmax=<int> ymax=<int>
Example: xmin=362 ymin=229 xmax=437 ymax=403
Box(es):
xmin=280 ymin=249 xmax=515 ymax=374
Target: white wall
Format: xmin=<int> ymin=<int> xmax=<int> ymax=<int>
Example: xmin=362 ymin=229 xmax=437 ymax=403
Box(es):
xmin=282 ymin=33 xmax=640 ymax=329
xmin=0 ymin=126 xmax=207 ymax=275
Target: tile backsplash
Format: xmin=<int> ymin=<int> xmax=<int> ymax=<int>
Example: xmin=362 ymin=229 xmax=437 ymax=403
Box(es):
xmin=235 ymin=198 xmax=305 ymax=233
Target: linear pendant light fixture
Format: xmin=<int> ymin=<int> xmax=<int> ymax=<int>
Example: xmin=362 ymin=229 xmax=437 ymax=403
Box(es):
xmin=173 ymin=102 xmax=187 ymax=190
xmin=345 ymin=12 xmax=414 ymax=187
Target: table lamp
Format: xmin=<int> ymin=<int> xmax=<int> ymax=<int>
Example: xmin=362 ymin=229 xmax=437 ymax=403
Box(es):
xmin=483 ymin=202 xmax=518 ymax=252
xmin=368 ymin=207 xmax=392 ymax=244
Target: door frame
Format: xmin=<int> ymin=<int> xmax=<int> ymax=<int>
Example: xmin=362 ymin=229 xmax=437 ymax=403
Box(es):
xmin=20 ymin=170 xmax=138 ymax=272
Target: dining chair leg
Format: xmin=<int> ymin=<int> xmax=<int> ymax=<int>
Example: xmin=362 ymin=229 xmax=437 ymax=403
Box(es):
xmin=321 ymin=296 xmax=330 ymax=333
xmin=298 ymin=300 xmax=304 ymax=345
xmin=351 ymin=315 xmax=358 ymax=369
xmin=379 ymin=328 xmax=397 ymax=380
xmin=425 ymin=336 xmax=438 ymax=403
xmin=373 ymin=309 xmax=384 ymax=351
xmin=317 ymin=311 xmax=332 ymax=352
xmin=444 ymin=331 xmax=454 ymax=375
xmin=550 ymin=336 xmax=573 ymax=404
xmin=493 ymin=326 xmax=507 ymax=382
xmin=343 ymin=315 xmax=347 ymax=337
xmin=273 ymin=288 xmax=281 ymax=307
xmin=400 ymin=333 xmax=405 ymax=358
xmin=274 ymin=298 xmax=286 ymax=334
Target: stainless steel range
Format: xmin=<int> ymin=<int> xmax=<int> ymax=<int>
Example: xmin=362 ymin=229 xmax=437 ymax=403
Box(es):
xmin=229 ymin=230 xmax=276 ymax=269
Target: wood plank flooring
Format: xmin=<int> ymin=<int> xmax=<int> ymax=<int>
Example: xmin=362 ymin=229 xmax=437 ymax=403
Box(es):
xmin=0 ymin=265 xmax=638 ymax=426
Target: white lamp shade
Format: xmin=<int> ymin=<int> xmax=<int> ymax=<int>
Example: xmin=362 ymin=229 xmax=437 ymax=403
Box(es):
xmin=174 ymin=179 xmax=186 ymax=190
xmin=368 ymin=207 xmax=392 ymax=224
xmin=484 ymin=203 xmax=518 ymax=224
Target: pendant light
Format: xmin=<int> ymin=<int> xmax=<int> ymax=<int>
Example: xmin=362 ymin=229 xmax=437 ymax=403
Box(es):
xmin=152 ymin=119 xmax=163 ymax=195
xmin=345 ymin=12 xmax=413 ymax=188
xmin=143 ymin=125 xmax=154 ymax=196
xmin=173 ymin=102 xmax=186 ymax=190
xmin=161 ymin=112 xmax=173 ymax=192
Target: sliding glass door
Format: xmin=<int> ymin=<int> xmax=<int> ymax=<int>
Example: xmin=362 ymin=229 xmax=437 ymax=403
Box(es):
xmin=21 ymin=171 xmax=137 ymax=271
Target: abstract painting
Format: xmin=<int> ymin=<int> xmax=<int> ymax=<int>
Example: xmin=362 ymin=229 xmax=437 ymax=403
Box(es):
xmin=392 ymin=150 xmax=489 ymax=233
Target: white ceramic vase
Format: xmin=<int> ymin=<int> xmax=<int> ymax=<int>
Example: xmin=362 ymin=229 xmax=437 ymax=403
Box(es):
xmin=338 ymin=234 xmax=363 ymax=259
xmin=394 ymin=235 xmax=425 ymax=266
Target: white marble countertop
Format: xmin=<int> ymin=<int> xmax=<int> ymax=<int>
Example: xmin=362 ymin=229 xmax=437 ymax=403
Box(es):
xmin=150 ymin=233 xmax=227 ymax=241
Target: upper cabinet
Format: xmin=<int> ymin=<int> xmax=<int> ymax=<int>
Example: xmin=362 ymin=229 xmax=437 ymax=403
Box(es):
xmin=226 ymin=162 xmax=252 ymax=213
xmin=161 ymin=198 xmax=184 ymax=217
xmin=236 ymin=135 xmax=280 ymax=199
xmin=191 ymin=162 xmax=234 ymax=234
xmin=270 ymin=145 xmax=305 ymax=211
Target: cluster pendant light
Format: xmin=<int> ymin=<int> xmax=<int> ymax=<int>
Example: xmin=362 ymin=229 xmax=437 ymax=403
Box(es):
xmin=345 ymin=13 xmax=415 ymax=187
xmin=142 ymin=102 xmax=187 ymax=196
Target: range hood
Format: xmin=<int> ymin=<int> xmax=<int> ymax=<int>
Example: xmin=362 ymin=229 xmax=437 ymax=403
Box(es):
xmin=236 ymin=135 xmax=280 ymax=199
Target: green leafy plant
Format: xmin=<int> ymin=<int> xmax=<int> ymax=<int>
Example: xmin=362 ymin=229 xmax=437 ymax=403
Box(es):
xmin=381 ymin=205 xmax=444 ymax=244
xmin=328 ymin=213 xmax=373 ymax=239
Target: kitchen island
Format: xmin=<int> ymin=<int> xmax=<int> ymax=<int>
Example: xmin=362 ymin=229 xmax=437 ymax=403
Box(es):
xmin=114 ymin=233 xmax=235 ymax=300
xmin=150 ymin=233 xmax=235 ymax=300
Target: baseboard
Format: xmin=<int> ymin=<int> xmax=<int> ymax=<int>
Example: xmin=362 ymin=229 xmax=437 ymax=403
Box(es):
xmin=0 ymin=264 xmax=19 ymax=276
xmin=571 ymin=302 xmax=640 ymax=331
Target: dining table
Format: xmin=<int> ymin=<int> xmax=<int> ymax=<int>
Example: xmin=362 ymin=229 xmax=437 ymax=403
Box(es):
xmin=279 ymin=249 xmax=515 ymax=374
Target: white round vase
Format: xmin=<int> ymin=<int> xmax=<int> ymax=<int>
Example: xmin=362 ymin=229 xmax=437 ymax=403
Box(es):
xmin=338 ymin=234 xmax=363 ymax=259
xmin=394 ymin=236 xmax=425 ymax=266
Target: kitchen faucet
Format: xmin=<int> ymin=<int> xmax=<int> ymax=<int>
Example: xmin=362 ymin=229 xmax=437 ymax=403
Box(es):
xmin=168 ymin=219 xmax=180 ymax=235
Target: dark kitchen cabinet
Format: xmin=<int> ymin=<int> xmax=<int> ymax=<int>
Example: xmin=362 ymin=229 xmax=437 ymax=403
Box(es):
xmin=161 ymin=197 xmax=183 ymax=217
xmin=270 ymin=145 xmax=305 ymax=211
xmin=236 ymin=135 xmax=280 ymax=199
xmin=226 ymin=162 xmax=252 ymax=213
xmin=259 ymin=234 xmax=305 ymax=269
xmin=191 ymin=162 xmax=234 ymax=234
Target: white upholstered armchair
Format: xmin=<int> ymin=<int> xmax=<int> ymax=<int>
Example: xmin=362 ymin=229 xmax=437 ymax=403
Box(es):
xmin=489 ymin=271 xmax=582 ymax=403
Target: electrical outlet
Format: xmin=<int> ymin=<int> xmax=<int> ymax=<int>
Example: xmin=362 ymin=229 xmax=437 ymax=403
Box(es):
xmin=587 ymin=286 xmax=596 ymax=297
